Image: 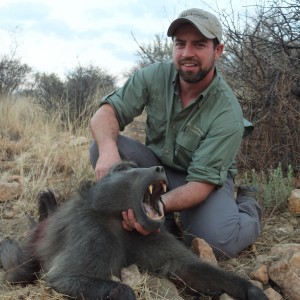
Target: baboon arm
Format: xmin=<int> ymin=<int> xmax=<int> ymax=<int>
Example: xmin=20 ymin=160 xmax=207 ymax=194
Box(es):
xmin=174 ymin=261 xmax=268 ymax=300
xmin=46 ymin=274 xmax=136 ymax=300
xmin=129 ymin=233 xmax=268 ymax=300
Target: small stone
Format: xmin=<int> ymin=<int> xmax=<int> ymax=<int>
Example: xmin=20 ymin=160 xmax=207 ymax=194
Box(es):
xmin=288 ymin=189 xmax=300 ymax=216
xmin=191 ymin=238 xmax=218 ymax=265
xmin=269 ymin=245 xmax=300 ymax=300
xmin=249 ymin=264 xmax=269 ymax=285
xmin=264 ymin=287 xmax=283 ymax=300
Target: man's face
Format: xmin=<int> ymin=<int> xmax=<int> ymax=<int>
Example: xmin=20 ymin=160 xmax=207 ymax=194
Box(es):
xmin=172 ymin=23 xmax=223 ymax=84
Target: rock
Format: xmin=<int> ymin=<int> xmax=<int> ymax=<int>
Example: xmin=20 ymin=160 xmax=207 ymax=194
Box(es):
xmin=191 ymin=238 xmax=218 ymax=265
xmin=270 ymin=243 xmax=300 ymax=255
xmin=264 ymin=287 xmax=283 ymax=300
xmin=147 ymin=276 xmax=184 ymax=300
xmin=288 ymin=189 xmax=300 ymax=216
xmin=268 ymin=244 xmax=300 ymax=300
xmin=0 ymin=175 xmax=23 ymax=202
xmin=270 ymin=223 xmax=294 ymax=242
xmin=249 ymin=264 xmax=269 ymax=285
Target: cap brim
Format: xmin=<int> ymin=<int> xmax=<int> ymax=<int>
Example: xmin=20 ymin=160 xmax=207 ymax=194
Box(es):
xmin=167 ymin=17 xmax=216 ymax=40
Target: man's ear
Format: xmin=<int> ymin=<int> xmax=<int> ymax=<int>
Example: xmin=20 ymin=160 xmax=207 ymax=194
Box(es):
xmin=214 ymin=43 xmax=224 ymax=61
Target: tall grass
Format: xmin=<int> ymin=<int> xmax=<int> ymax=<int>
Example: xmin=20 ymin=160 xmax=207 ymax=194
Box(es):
xmin=0 ymin=95 xmax=94 ymax=214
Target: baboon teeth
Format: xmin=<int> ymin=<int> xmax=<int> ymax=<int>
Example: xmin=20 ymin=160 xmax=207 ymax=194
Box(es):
xmin=148 ymin=182 xmax=166 ymax=195
xmin=162 ymin=183 xmax=167 ymax=193
xmin=148 ymin=185 xmax=153 ymax=194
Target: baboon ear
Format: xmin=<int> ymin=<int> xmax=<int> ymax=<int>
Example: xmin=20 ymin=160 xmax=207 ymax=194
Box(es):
xmin=110 ymin=161 xmax=137 ymax=173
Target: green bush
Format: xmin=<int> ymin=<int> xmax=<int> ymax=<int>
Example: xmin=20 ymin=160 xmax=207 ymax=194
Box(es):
xmin=242 ymin=164 xmax=293 ymax=214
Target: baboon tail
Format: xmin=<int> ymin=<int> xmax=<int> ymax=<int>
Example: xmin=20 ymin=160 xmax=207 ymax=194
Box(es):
xmin=38 ymin=190 xmax=58 ymax=221
xmin=0 ymin=238 xmax=40 ymax=284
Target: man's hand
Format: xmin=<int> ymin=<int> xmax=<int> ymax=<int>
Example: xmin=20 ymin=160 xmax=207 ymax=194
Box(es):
xmin=94 ymin=147 xmax=121 ymax=180
xmin=122 ymin=209 xmax=160 ymax=236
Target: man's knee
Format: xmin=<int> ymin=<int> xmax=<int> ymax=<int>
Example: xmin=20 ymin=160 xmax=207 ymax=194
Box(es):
xmin=181 ymin=214 xmax=261 ymax=259
xmin=117 ymin=136 xmax=161 ymax=167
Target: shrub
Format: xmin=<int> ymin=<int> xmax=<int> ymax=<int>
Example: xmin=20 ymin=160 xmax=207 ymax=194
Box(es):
xmin=242 ymin=164 xmax=293 ymax=215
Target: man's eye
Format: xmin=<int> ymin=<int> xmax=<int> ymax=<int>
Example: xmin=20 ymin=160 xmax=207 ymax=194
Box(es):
xmin=175 ymin=42 xmax=185 ymax=47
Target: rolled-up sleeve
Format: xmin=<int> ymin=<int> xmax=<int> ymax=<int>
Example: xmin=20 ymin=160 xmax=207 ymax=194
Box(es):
xmin=186 ymin=120 xmax=244 ymax=186
xmin=99 ymin=72 xmax=149 ymax=130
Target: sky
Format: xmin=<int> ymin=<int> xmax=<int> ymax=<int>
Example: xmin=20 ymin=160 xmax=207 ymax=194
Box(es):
xmin=0 ymin=0 xmax=258 ymax=85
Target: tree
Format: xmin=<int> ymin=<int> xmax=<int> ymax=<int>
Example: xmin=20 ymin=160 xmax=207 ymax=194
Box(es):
xmin=218 ymin=0 xmax=300 ymax=173
xmin=34 ymin=72 xmax=65 ymax=113
xmin=65 ymin=65 xmax=116 ymax=127
xmin=0 ymin=54 xmax=31 ymax=96
xmin=125 ymin=33 xmax=173 ymax=77
xmin=33 ymin=65 xmax=116 ymax=129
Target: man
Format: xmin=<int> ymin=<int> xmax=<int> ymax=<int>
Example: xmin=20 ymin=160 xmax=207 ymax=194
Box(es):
xmin=90 ymin=8 xmax=262 ymax=258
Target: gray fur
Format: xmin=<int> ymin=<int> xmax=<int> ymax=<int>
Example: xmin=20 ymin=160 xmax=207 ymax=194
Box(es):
xmin=0 ymin=162 xmax=268 ymax=300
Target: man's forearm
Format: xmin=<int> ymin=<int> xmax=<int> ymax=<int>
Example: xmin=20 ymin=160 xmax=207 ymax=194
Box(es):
xmin=90 ymin=104 xmax=121 ymax=179
xmin=161 ymin=181 xmax=216 ymax=212
xmin=90 ymin=104 xmax=120 ymax=151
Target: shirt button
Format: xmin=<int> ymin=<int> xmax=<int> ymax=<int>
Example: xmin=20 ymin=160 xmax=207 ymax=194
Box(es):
xmin=164 ymin=149 xmax=170 ymax=154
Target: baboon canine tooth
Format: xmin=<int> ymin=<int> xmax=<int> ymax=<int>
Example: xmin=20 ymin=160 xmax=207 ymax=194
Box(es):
xmin=148 ymin=184 xmax=153 ymax=194
xmin=162 ymin=183 xmax=167 ymax=193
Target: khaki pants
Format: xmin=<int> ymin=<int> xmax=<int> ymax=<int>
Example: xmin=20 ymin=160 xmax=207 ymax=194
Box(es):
xmin=89 ymin=136 xmax=262 ymax=259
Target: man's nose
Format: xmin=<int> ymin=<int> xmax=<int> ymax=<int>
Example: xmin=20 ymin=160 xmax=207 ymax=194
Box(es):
xmin=182 ymin=43 xmax=195 ymax=57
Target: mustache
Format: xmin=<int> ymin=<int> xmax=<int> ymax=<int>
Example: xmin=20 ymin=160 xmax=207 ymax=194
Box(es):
xmin=180 ymin=58 xmax=199 ymax=64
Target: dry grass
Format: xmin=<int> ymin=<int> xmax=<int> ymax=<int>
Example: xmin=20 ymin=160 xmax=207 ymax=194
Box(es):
xmin=0 ymin=96 xmax=94 ymax=216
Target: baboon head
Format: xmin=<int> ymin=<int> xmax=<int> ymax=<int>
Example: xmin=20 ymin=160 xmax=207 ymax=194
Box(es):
xmin=91 ymin=161 xmax=167 ymax=231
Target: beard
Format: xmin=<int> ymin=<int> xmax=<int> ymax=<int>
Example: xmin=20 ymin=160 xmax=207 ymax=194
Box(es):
xmin=175 ymin=58 xmax=215 ymax=83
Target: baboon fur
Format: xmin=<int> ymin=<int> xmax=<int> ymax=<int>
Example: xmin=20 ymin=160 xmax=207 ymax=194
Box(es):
xmin=0 ymin=162 xmax=268 ymax=300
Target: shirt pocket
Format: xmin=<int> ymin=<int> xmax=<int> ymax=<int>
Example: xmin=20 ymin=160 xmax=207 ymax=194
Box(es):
xmin=175 ymin=124 xmax=204 ymax=167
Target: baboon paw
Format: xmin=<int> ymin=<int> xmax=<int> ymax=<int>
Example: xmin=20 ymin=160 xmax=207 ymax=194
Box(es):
xmin=247 ymin=285 xmax=269 ymax=300
xmin=105 ymin=283 xmax=136 ymax=300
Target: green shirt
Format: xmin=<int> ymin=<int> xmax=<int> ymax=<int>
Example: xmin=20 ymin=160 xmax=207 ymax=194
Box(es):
xmin=100 ymin=61 xmax=251 ymax=186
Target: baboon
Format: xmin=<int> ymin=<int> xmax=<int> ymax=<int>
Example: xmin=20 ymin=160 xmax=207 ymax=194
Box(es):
xmin=0 ymin=161 xmax=268 ymax=300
